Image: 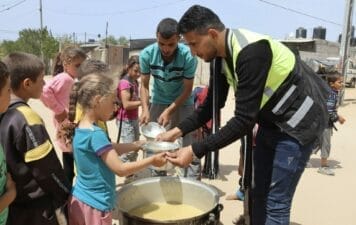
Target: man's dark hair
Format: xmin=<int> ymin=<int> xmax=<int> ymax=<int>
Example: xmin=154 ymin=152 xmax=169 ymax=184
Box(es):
xmin=178 ymin=5 xmax=225 ymax=35
xmin=2 ymin=52 xmax=44 ymax=90
xmin=156 ymin=18 xmax=179 ymax=39
xmin=0 ymin=61 xmax=9 ymax=90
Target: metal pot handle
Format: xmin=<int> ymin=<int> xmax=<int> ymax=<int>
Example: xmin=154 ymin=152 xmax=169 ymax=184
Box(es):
xmin=204 ymin=204 xmax=223 ymax=225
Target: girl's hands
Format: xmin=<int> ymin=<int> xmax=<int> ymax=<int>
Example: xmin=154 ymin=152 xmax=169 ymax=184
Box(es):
xmin=133 ymin=140 xmax=146 ymax=151
xmin=151 ymin=152 xmax=167 ymax=167
xmin=55 ymin=110 xmax=68 ymax=123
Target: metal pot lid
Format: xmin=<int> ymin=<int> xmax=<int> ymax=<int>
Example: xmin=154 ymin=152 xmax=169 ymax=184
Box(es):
xmin=143 ymin=141 xmax=179 ymax=153
xmin=141 ymin=122 xmax=166 ymax=139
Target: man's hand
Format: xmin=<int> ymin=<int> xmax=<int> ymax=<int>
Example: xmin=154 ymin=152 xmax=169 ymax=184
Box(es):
xmin=157 ymin=108 xmax=171 ymax=126
xmin=156 ymin=127 xmax=182 ymax=142
xmin=166 ymin=145 xmax=194 ymax=167
xmin=139 ymin=109 xmax=150 ymax=125
xmin=338 ymin=115 xmax=346 ymax=124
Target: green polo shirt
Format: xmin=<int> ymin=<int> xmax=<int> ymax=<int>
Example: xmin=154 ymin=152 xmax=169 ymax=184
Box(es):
xmin=140 ymin=43 xmax=197 ymax=105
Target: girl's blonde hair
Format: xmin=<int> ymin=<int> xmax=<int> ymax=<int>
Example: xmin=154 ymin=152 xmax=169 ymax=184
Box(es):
xmin=53 ymin=46 xmax=86 ymax=76
xmin=58 ymin=73 xmax=114 ymax=144
xmin=78 ymin=59 xmax=110 ymax=80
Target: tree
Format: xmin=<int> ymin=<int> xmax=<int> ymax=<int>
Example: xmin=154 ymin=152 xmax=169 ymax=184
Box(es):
xmin=1 ymin=27 xmax=59 ymax=59
xmin=118 ymin=36 xmax=129 ymax=46
xmin=0 ymin=27 xmax=59 ymax=73
xmin=100 ymin=35 xmax=129 ymax=46
xmin=56 ymin=34 xmax=76 ymax=51
xmin=0 ymin=40 xmax=21 ymax=57
xmin=102 ymin=35 xmax=118 ymax=46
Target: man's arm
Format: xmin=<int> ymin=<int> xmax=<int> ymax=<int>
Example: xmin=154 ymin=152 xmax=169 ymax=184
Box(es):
xmin=181 ymin=41 xmax=272 ymax=158
xmin=158 ymin=78 xmax=194 ymax=125
xmin=139 ymin=74 xmax=151 ymax=124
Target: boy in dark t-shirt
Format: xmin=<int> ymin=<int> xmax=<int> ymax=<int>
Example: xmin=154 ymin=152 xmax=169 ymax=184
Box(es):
xmin=1 ymin=53 xmax=70 ymax=225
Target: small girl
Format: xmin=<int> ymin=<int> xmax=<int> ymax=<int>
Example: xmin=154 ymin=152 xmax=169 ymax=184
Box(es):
xmin=40 ymin=46 xmax=86 ymax=185
xmin=61 ymin=74 xmax=166 ymax=225
xmin=75 ymin=59 xmax=110 ymax=132
xmin=116 ymin=55 xmax=141 ymax=164
xmin=316 ymin=73 xmax=345 ymax=175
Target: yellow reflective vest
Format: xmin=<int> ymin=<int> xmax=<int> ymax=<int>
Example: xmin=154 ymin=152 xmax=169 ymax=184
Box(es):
xmin=220 ymin=28 xmax=330 ymax=145
xmin=223 ymin=28 xmax=296 ymax=109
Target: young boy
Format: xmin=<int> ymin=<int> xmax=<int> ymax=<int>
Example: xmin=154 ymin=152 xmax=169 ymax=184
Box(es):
xmin=315 ymin=73 xmax=345 ymax=175
xmin=0 ymin=61 xmax=16 ymax=225
xmin=1 ymin=53 xmax=70 ymax=225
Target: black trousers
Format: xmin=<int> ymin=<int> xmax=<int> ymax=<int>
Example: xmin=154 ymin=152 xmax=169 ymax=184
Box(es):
xmin=7 ymin=197 xmax=59 ymax=225
xmin=62 ymin=152 xmax=74 ymax=187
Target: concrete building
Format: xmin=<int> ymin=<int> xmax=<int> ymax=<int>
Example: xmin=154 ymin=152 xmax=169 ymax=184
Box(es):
xmin=80 ymin=42 xmax=129 ymax=75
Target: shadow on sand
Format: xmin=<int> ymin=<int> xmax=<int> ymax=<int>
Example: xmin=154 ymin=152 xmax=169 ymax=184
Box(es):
xmin=307 ymin=157 xmax=342 ymax=169
xmin=202 ymin=163 xmax=237 ymax=181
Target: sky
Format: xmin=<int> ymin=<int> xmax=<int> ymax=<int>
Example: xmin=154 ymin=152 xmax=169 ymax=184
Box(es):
xmin=0 ymin=0 xmax=354 ymax=43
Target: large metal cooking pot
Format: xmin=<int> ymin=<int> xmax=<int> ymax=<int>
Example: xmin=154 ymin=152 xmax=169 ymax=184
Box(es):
xmin=117 ymin=177 xmax=223 ymax=225
xmin=142 ymin=141 xmax=179 ymax=171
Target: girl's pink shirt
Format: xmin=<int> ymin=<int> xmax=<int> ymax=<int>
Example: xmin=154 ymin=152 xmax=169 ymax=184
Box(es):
xmin=40 ymin=72 xmax=75 ymax=152
xmin=116 ymin=79 xmax=139 ymax=120
xmin=41 ymin=72 xmax=75 ymax=115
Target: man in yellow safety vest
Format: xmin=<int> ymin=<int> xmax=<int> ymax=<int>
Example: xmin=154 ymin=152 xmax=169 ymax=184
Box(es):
xmin=159 ymin=4 xmax=330 ymax=225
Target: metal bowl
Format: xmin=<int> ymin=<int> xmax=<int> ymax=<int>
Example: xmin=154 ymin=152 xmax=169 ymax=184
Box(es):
xmin=141 ymin=122 xmax=166 ymax=140
xmin=143 ymin=141 xmax=180 ymax=153
xmin=142 ymin=141 xmax=179 ymax=171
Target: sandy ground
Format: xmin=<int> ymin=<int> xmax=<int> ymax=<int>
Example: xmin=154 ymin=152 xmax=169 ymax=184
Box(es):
xmin=28 ymin=84 xmax=356 ymax=225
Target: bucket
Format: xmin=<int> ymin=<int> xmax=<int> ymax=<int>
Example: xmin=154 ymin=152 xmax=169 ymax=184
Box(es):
xmin=142 ymin=141 xmax=179 ymax=171
xmin=117 ymin=176 xmax=223 ymax=225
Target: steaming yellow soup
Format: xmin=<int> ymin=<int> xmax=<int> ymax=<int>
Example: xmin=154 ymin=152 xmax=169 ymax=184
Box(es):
xmin=129 ymin=202 xmax=204 ymax=221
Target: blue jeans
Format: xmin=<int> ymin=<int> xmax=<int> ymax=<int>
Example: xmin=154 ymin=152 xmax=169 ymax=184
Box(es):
xmin=252 ymin=127 xmax=313 ymax=225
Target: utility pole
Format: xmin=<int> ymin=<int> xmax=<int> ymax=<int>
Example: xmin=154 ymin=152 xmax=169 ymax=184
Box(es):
xmin=73 ymin=32 xmax=76 ymax=45
xmin=339 ymin=0 xmax=354 ymax=104
xmin=39 ymin=0 xmax=44 ymax=60
xmin=105 ymin=21 xmax=109 ymax=64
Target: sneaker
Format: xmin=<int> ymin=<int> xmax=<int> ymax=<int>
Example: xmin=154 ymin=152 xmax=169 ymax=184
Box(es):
xmin=236 ymin=190 xmax=245 ymax=201
xmin=225 ymin=190 xmax=244 ymax=201
xmin=305 ymin=161 xmax=313 ymax=168
xmin=317 ymin=166 xmax=335 ymax=176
